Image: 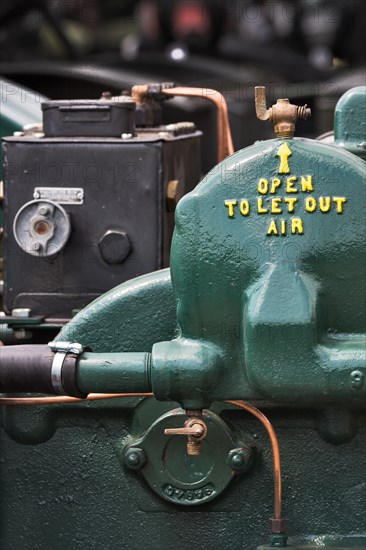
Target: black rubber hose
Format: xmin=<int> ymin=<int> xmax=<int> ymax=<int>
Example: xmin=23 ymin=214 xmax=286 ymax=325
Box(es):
xmin=0 ymin=345 xmax=54 ymax=393
xmin=0 ymin=345 xmax=85 ymax=397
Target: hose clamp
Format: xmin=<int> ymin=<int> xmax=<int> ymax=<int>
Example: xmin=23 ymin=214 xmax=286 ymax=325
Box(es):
xmin=48 ymin=341 xmax=84 ymax=395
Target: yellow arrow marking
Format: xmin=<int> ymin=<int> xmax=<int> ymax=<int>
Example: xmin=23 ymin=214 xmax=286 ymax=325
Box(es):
xmin=277 ymin=142 xmax=292 ymax=174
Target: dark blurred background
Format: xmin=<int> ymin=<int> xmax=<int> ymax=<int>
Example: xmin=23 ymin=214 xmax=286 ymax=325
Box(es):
xmin=1 ymin=0 xmax=365 ymax=171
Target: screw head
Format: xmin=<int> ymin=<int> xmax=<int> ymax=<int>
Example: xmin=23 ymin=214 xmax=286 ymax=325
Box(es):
xmin=227 ymin=447 xmax=253 ymax=473
xmin=38 ymin=206 xmax=49 ymax=216
xmin=32 ymin=242 xmax=42 ymax=251
xmin=125 ymin=447 xmax=147 ymax=470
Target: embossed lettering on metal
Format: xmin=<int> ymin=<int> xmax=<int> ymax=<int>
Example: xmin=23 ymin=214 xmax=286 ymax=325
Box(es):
xmin=33 ymin=187 xmax=84 ymax=204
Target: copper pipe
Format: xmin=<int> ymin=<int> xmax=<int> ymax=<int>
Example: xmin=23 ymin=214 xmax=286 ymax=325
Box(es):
xmin=162 ymin=87 xmax=234 ymax=162
xmin=0 ymin=393 xmax=153 ymax=405
xmin=131 ymin=84 xmax=234 ymax=162
xmin=225 ymin=399 xmax=282 ymax=521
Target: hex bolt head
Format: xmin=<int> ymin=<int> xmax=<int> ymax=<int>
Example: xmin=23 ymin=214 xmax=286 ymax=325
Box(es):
xmin=227 ymin=447 xmax=254 ymax=473
xmin=125 ymin=447 xmax=147 ymax=470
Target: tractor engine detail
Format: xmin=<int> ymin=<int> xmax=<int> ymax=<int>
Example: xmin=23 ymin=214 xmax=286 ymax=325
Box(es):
xmin=0 ymin=86 xmax=365 ymax=550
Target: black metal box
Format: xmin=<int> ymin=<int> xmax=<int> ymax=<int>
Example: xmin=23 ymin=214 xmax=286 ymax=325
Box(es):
xmin=3 ymin=128 xmax=201 ymax=320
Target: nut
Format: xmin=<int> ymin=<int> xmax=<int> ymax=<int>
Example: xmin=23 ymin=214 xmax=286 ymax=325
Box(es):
xmin=125 ymin=447 xmax=147 ymax=470
xmin=227 ymin=447 xmax=254 ymax=473
xmin=270 ymin=517 xmax=287 ymax=534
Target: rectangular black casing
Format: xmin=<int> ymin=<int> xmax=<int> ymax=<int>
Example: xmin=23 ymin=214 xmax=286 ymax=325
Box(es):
xmin=42 ymin=99 xmax=136 ymax=137
xmin=3 ymin=131 xmax=201 ymax=319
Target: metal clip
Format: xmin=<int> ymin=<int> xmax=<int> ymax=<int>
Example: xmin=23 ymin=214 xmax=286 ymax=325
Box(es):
xmin=48 ymin=341 xmax=84 ymax=395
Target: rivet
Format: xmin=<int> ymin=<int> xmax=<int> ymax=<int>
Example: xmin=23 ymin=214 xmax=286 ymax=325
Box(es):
xmin=350 ymin=370 xmax=364 ymax=389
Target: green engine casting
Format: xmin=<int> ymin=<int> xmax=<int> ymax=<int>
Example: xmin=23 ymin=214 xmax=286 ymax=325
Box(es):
xmin=0 ymin=87 xmax=365 ymax=550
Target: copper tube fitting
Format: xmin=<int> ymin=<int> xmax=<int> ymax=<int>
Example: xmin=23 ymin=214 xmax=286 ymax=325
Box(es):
xmin=255 ymin=86 xmax=311 ymax=138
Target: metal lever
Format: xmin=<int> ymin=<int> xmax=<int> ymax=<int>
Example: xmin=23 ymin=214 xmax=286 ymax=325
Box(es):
xmin=164 ymin=418 xmax=208 ymax=456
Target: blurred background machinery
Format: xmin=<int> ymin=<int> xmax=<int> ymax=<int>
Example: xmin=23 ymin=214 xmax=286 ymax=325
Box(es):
xmin=0 ymin=0 xmax=365 ymax=172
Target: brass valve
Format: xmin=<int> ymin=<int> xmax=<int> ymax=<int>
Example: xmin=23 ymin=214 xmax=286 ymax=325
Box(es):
xmin=164 ymin=418 xmax=208 ymax=456
xmin=255 ymin=86 xmax=311 ymax=138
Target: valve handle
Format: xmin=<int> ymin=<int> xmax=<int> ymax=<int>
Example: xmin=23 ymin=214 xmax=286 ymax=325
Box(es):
xmin=164 ymin=418 xmax=208 ymax=456
xmin=164 ymin=422 xmax=205 ymax=438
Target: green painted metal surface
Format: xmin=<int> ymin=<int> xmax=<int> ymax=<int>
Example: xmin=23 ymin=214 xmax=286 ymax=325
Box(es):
xmin=58 ymin=269 xmax=178 ymax=351
xmin=161 ymin=137 xmax=366 ymax=407
xmin=1 ymin=397 xmax=365 ymax=549
xmin=334 ymin=86 xmax=366 ymax=159
xmin=63 ymin=138 xmax=366 ymax=410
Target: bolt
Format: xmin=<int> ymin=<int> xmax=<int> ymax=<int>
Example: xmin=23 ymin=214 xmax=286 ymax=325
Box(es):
xmin=121 ymin=133 xmax=133 ymax=139
xmin=350 ymin=370 xmax=364 ymax=389
xmin=33 ymin=192 xmax=40 ymax=199
xmin=32 ymin=242 xmax=42 ymax=251
xmin=38 ymin=206 xmax=49 ymax=216
xmin=125 ymin=447 xmax=147 ymax=470
xmin=227 ymin=447 xmax=253 ymax=473
xmin=76 ymin=191 xmax=83 ymax=201
xmin=231 ymin=453 xmax=245 ymax=468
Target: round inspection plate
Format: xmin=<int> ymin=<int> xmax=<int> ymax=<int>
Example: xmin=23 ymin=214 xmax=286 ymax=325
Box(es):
xmin=124 ymin=408 xmax=248 ymax=506
xmin=13 ymin=199 xmax=71 ymax=257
